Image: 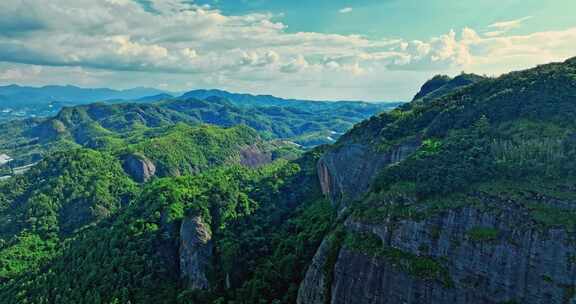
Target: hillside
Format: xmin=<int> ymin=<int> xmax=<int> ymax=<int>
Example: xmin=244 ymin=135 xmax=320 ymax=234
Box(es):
xmin=0 ymin=145 xmax=329 ymax=304
xmin=411 ymin=73 xmax=486 ymax=102
xmin=299 ymin=56 xmax=576 ymax=304
xmin=0 ymin=95 xmax=396 ymax=168
xmin=0 ymin=57 xmax=575 ymax=304
xmin=0 ymin=86 xmax=401 ymax=123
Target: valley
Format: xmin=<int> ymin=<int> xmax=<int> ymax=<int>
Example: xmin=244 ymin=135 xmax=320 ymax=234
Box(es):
xmin=0 ymin=57 xmax=575 ymax=303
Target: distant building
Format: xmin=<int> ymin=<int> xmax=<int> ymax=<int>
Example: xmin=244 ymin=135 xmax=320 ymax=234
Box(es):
xmin=0 ymin=154 xmax=13 ymax=166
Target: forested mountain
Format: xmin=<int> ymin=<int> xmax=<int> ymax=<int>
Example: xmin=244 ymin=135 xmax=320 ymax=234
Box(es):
xmin=0 ymin=85 xmax=170 ymax=121
xmin=0 ymin=95 xmax=396 ymax=169
xmin=299 ymin=56 xmax=576 ymax=304
xmin=411 ymin=73 xmax=486 ymax=102
xmin=0 ymin=57 xmax=575 ymax=304
xmin=0 ymin=85 xmax=400 ymax=124
xmin=181 ymin=89 xmax=400 ymax=110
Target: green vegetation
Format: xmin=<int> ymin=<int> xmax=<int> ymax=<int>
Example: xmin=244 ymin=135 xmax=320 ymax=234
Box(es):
xmin=124 ymin=124 xmax=260 ymax=177
xmin=0 ymin=135 xmax=332 ymax=303
xmin=0 ymin=95 xmax=396 ymax=169
xmin=0 ymin=149 xmax=137 ymax=282
xmin=343 ymin=231 xmax=452 ymax=287
xmin=2 ymin=57 xmax=576 ymax=303
xmin=467 ymin=227 xmax=500 ymax=242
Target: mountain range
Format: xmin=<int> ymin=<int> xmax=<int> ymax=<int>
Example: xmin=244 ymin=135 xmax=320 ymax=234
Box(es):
xmin=1 ymin=57 xmax=575 ymax=304
xmin=0 ymin=85 xmax=402 ymax=121
xmin=0 ymin=84 xmax=169 ymax=107
xmin=0 ymin=90 xmax=401 ymax=167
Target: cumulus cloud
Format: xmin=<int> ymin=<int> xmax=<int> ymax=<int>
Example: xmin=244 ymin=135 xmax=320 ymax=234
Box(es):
xmin=386 ymin=30 xmax=472 ymax=70
xmin=385 ymin=26 xmax=576 ymax=74
xmin=0 ymin=1 xmax=574 ymax=100
xmin=281 ymin=55 xmax=309 ymax=73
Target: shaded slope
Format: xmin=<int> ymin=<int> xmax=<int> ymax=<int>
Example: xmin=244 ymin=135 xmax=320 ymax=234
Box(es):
xmin=299 ymin=57 xmax=576 ymax=304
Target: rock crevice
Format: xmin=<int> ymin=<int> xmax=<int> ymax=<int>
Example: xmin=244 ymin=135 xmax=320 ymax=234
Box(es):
xmin=179 ymin=215 xmax=213 ymax=290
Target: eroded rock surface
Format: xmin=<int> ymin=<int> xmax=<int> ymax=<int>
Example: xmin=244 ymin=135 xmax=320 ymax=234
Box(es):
xmin=299 ymin=199 xmax=576 ymax=304
xmin=179 ymin=215 xmax=213 ymax=290
xmin=318 ymin=139 xmax=421 ymax=209
xmin=122 ymin=154 xmax=156 ymax=183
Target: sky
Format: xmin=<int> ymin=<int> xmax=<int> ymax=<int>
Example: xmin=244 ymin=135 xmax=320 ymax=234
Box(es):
xmin=0 ymin=0 xmax=575 ymax=101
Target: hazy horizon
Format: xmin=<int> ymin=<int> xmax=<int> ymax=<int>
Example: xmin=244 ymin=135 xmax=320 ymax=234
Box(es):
xmin=1 ymin=0 xmax=575 ymax=101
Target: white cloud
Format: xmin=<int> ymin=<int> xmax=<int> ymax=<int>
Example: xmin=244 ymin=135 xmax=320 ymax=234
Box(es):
xmin=484 ymin=31 xmax=506 ymax=37
xmin=0 ymin=65 xmax=42 ymax=81
xmin=488 ymin=16 xmax=533 ymax=31
xmin=482 ymin=16 xmax=532 ymax=37
xmin=339 ymin=7 xmax=353 ymax=14
xmin=281 ymin=55 xmax=309 ymax=73
xmin=0 ymin=1 xmax=573 ymax=100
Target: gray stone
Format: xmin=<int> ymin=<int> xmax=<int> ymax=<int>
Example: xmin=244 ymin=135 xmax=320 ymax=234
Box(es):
xmin=297 ymin=239 xmax=331 ymax=304
xmin=318 ymin=138 xmax=421 ymax=209
xmin=122 ymin=153 xmax=156 ymax=183
xmin=300 ymin=202 xmax=576 ymax=304
xmin=179 ymin=215 xmax=213 ymax=290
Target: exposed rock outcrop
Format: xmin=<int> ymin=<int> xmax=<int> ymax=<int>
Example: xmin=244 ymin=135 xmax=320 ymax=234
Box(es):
xmin=121 ymin=154 xmax=156 ymax=183
xmin=299 ymin=198 xmax=576 ymax=304
xmin=179 ymin=215 xmax=213 ymax=290
xmin=318 ymin=138 xmax=421 ymax=209
xmin=239 ymin=144 xmax=272 ymax=168
xmin=297 ymin=239 xmax=332 ymax=304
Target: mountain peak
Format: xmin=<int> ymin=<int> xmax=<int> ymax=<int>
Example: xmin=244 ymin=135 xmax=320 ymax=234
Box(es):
xmin=412 ymin=73 xmax=486 ymax=102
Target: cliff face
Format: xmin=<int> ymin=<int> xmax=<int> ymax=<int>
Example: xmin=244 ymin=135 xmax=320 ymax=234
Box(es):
xmin=299 ymin=56 xmax=576 ymax=304
xmin=318 ymin=139 xmax=421 ymax=209
xmin=122 ymin=154 xmax=156 ymax=183
xmin=299 ymin=194 xmax=576 ymax=304
xmin=179 ymin=215 xmax=213 ymax=290
xmin=297 ymin=239 xmax=332 ymax=304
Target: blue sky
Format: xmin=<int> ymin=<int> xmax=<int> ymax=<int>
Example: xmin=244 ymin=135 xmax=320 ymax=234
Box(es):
xmin=198 ymin=0 xmax=576 ymax=39
xmin=0 ymin=0 xmax=575 ymax=101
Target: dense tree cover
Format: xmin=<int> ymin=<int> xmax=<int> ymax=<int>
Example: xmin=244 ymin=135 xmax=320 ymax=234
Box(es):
xmin=333 ymin=57 xmax=576 ymax=199
xmin=0 ymin=94 xmax=396 ymax=168
xmin=0 ymin=144 xmax=331 ymax=304
xmin=2 ymin=57 xmax=576 ymax=304
xmin=0 ymin=149 xmax=137 ymax=282
xmin=123 ymin=124 xmax=263 ymax=177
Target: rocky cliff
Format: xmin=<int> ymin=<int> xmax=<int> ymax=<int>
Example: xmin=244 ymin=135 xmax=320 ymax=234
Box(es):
xmin=122 ymin=153 xmax=157 ymax=183
xmin=318 ymin=139 xmax=421 ymax=209
xmin=299 ymin=188 xmax=576 ymax=304
xmin=299 ymin=57 xmax=576 ymax=304
xmin=179 ymin=215 xmax=213 ymax=290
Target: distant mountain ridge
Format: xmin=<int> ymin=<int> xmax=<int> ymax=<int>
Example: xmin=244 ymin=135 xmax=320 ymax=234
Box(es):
xmin=0 ymin=85 xmax=400 ymax=109
xmin=181 ymin=89 xmax=399 ymax=109
xmin=0 ymin=94 xmax=401 ymax=166
xmin=0 ymin=85 xmax=403 ymax=122
xmin=0 ymin=84 xmax=170 ymax=107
